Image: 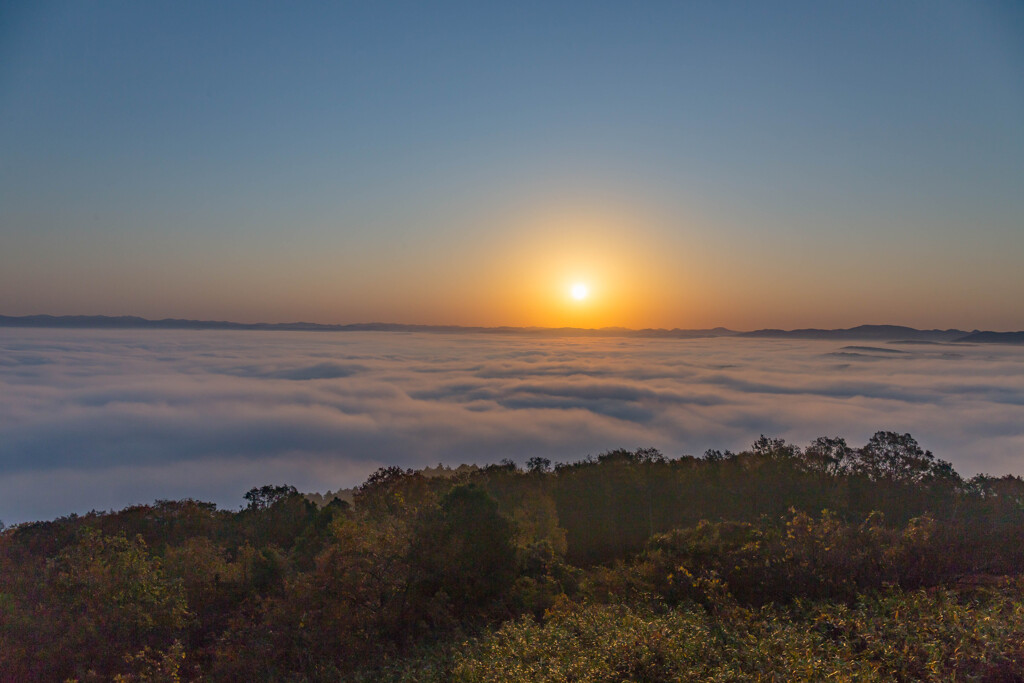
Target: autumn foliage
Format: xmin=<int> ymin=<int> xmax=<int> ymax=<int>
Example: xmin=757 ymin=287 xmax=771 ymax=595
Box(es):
xmin=1 ymin=432 xmax=1023 ymax=681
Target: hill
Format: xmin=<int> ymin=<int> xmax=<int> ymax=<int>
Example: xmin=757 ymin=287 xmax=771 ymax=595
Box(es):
xmin=5 ymin=314 xmax=1020 ymax=342
xmin=955 ymin=330 xmax=1024 ymax=344
xmin=740 ymin=324 xmax=968 ymax=341
xmin=2 ymin=431 xmax=1024 ymax=680
xmin=0 ymin=314 xmax=735 ymax=338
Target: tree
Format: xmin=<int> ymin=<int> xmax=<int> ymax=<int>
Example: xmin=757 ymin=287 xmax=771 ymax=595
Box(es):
xmin=703 ymin=449 xmax=733 ymax=462
xmin=802 ymin=436 xmax=855 ymax=475
xmin=354 ymin=466 xmax=432 ymax=518
xmin=241 ymin=484 xmax=314 ymax=550
xmin=751 ymin=435 xmax=799 ymax=459
xmin=411 ymin=485 xmax=518 ymax=618
xmin=243 ymin=484 xmax=299 ymax=511
xmin=527 ymin=456 xmax=552 ymax=473
xmin=851 ymin=432 xmax=951 ymax=484
xmin=38 ymin=528 xmax=188 ymax=680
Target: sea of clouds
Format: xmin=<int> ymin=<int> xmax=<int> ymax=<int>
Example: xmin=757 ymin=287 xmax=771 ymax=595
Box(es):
xmin=1 ymin=328 xmax=1022 ymax=524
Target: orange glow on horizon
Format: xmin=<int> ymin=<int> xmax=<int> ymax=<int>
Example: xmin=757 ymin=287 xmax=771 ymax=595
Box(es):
xmin=470 ymin=202 xmax=683 ymax=329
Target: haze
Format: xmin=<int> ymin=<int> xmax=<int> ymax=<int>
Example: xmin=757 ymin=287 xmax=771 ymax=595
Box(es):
xmin=1 ymin=328 xmax=1022 ymax=524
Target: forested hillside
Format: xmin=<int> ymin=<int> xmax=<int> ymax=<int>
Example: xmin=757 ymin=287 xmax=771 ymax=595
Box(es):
xmin=2 ymin=432 xmax=1024 ymax=681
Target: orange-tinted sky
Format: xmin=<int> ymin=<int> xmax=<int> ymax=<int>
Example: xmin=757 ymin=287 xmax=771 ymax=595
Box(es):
xmin=2 ymin=2 xmax=1022 ymax=330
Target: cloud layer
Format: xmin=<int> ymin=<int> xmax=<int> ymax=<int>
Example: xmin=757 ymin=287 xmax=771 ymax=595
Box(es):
xmin=1 ymin=329 xmax=1022 ymax=523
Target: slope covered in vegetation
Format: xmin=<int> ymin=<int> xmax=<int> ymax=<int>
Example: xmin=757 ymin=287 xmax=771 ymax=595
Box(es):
xmin=2 ymin=432 xmax=1023 ymax=681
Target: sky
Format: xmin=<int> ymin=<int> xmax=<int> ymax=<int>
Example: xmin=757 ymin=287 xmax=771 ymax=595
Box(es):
xmin=2 ymin=328 xmax=1023 ymax=524
xmin=1 ymin=1 xmax=1023 ymax=330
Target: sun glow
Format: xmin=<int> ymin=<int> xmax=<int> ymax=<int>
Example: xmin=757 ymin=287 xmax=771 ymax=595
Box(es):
xmin=475 ymin=201 xmax=682 ymax=328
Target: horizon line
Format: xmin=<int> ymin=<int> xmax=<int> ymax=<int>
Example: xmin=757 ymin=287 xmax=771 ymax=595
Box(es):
xmin=2 ymin=313 xmax=1021 ymax=341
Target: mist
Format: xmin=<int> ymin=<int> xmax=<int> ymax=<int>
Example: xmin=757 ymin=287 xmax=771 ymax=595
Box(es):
xmin=1 ymin=328 xmax=1021 ymax=524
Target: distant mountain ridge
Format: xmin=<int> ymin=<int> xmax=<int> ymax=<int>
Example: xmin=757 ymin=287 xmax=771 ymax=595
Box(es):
xmin=738 ymin=324 xmax=970 ymax=342
xmin=955 ymin=331 xmax=1024 ymax=344
xmin=0 ymin=315 xmax=734 ymax=339
xmin=0 ymin=315 xmax=1019 ymax=343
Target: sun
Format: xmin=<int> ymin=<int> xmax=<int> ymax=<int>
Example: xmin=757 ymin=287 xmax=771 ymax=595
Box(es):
xmin=570 ymin=282 xmax=589 ymax=301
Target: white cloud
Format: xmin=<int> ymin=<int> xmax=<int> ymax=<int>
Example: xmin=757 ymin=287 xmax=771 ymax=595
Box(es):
xmin=1 ymin=328 xmax=1022 ymax=523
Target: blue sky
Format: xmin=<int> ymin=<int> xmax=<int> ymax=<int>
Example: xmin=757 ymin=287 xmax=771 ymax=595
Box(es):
xmin=2 ymin=1 xmax=1022 ymax=329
